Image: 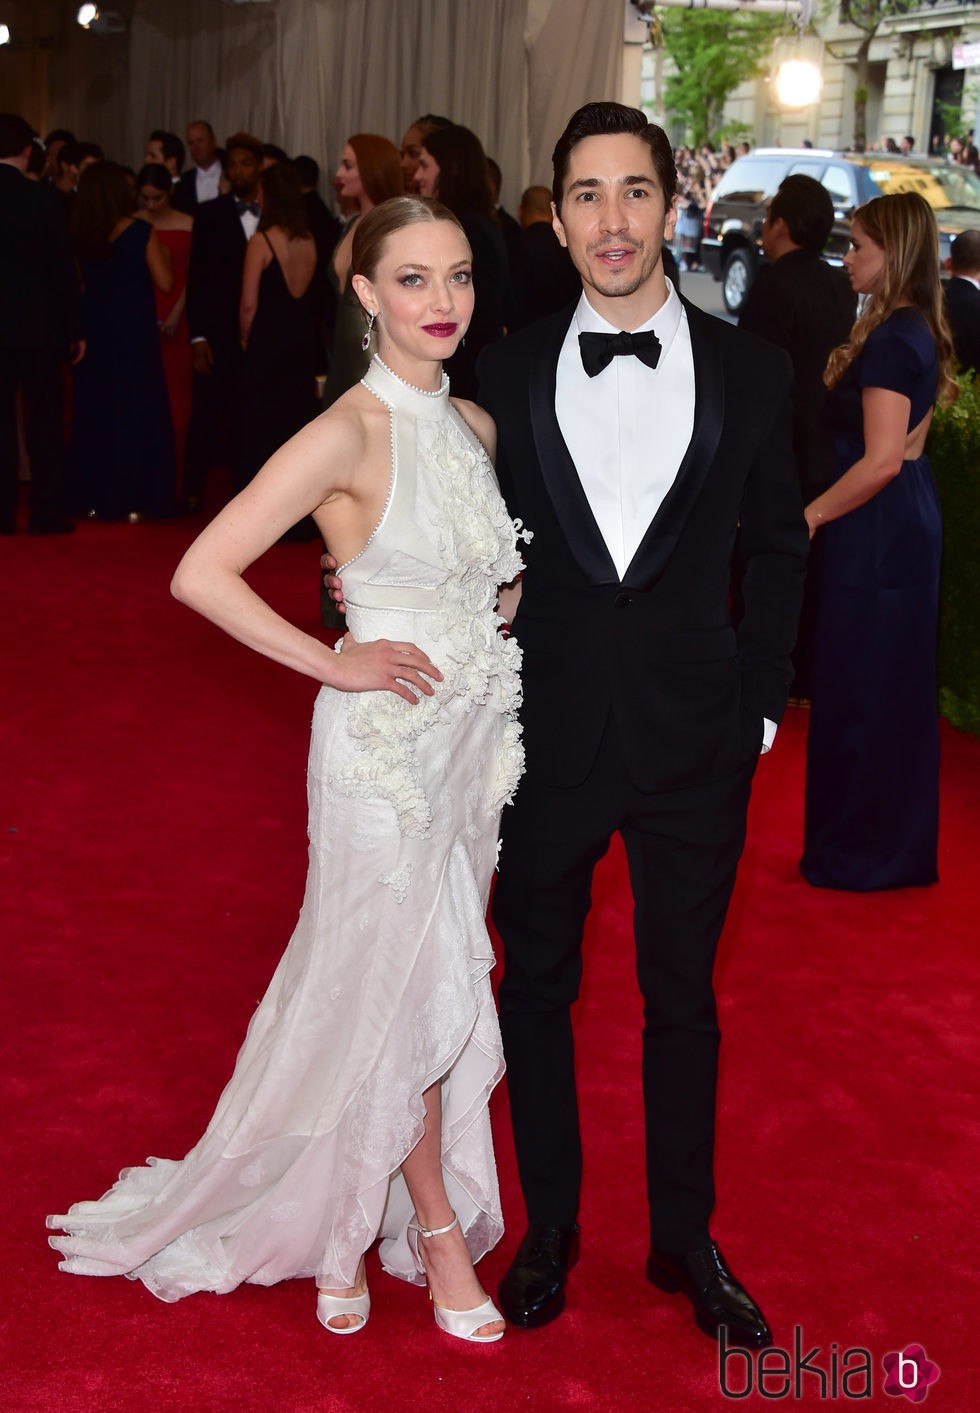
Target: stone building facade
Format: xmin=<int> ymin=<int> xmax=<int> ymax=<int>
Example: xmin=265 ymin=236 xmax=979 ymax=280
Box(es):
xmin=639 ymin=2 xmax=980 ymax=153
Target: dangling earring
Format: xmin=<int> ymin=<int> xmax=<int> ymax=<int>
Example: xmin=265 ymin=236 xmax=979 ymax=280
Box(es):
xmin=361 ymin=309 xmax=376 ymax=353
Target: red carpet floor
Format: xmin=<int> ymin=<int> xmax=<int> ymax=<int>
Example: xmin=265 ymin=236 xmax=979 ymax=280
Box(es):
xmin=2 ymin=517 xmax=977 ymax=1411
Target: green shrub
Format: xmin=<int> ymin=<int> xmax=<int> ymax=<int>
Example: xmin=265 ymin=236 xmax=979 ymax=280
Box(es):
xmin=929 ymin=372 xmax=980 ymax=735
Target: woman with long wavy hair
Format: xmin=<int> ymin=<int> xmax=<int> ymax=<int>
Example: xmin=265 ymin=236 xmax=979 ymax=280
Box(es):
xmin=801 ymin=192 xmax=955 ymax=891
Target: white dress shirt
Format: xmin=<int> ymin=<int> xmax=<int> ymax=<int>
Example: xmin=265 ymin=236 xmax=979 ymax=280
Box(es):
xmin=555 ymin=282 xmax=776 ymax=752
xmin=195 ymin=160 xmax=222 ymax=205
xmin=556 ymin=281 xmax=693 ymax=579
xmin=237 ymin=202 xmax=260 ymax=241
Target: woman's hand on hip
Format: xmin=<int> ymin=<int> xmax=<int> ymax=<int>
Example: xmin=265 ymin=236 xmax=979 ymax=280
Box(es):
xmin=330 ymin=634 xmax=443 ymax=703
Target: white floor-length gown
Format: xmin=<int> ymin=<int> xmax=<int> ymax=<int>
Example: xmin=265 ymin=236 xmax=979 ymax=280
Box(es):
xmin=48 ymin=356 xmax=528 ymax=1300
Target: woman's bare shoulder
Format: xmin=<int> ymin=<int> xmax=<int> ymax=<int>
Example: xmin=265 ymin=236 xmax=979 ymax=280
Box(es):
xmin=450 ymin=397 xmax=496 ymax=459
xmin=302 ymin=384 xmax=385 ymax=454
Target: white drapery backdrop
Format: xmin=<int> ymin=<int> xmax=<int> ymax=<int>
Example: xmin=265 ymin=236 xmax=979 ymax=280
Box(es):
xmin=120 ymin=0 xmax=624 ymax=206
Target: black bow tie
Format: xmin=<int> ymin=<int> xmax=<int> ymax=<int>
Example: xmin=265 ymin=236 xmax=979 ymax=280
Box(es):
xmin=579 ymin=328 xmax=662 ymax=378
xmin=235 ymin=200 xmax=260 ymax=218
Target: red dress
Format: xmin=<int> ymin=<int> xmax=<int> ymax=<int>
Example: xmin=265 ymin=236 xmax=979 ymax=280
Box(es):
xmin=155 ymin=227 xmax=193 ymax=496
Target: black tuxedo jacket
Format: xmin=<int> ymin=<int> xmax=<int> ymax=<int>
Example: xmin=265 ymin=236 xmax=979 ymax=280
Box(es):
xmin=172 ymin=168 xmax=207 ymax=214
xmin=185 ymin=193 xmax=248 ymax=354
xmin=738 ymin=249 xmax=855 ymax=499
xmin=944 ymin=275 xmax=980 ymax=374
xmin=0 ymin=164 xmax=82 ymax=352
xmin=477 ymin=299 xmax=808 ymax=792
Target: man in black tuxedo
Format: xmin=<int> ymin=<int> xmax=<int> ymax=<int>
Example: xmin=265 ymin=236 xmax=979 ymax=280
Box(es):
xmin=943 ymin=229 xmax=980 ymax=374
xmin=172 ymin=120 xmax=225 ymax=214
xmin=478 ymin=103 xmax=807 ymax=1347
xmin=0 ymin=113 xmax=84 ymax=535
xmin=183 ymin=131 xmax=263 ymax=505
xmin=738 ymin=175 xmax=855 ymax=697
xmin=144 ymin=129 xmax=185 ymax=187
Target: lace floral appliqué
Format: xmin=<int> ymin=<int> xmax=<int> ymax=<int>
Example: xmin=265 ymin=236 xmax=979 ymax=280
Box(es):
xmin=334 ymin=417 xmax=529 ymax=837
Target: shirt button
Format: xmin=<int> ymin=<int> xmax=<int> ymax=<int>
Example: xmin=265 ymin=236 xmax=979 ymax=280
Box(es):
xmin=613 ymin=592 xmax=632 ymax=608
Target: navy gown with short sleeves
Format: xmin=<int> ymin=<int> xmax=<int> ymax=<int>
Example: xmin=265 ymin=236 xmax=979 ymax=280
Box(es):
xmin=801 ymin=307 xmax=941 ymax=890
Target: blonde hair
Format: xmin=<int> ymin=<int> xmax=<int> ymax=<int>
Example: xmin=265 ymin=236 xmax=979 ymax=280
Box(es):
xmin=825 ymin=192 xmax=957 ymax=402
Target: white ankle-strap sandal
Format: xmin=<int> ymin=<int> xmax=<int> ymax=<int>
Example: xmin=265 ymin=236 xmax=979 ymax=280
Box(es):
xmin=407 ymin=1212 xmax=505 ymax=1344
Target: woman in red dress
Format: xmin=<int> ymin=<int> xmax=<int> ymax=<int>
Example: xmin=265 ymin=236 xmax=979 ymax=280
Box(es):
xmin=138 ymin=163 xmax=194 ymax=504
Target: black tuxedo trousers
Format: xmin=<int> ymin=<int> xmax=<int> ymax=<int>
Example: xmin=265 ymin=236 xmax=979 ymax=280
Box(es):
xmin=494 ymin=718 xmax=755 ymax=1249
xmin=478 ymin=299 xmax=807 ymax=1251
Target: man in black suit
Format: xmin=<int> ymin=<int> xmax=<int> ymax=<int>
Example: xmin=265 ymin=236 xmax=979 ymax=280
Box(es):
xmin=0 ymin=113 xmax=84 ymax=535
xmin=183 ymin=131 xmax=263 ymax=505
xmin=478 ymin=103 xmax=807 ymax=1347
xmin=739 ymin=176 xmax=855 ymax=504
xmin=738 ymin=175 xmax=855 ymax=697
xmin=511 ymin=184 xmax=581 ymax=326
xmin=144 ymin=129 xmax=185 ymax=186
xmin=944 ymin=229 xmax=980 ymax=374
xmin=172 ymin=120 xmax=225 ymax=214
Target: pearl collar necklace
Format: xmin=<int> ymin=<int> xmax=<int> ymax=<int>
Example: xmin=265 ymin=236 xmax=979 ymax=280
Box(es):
xmin=373 ymin=355 xmax=448 ymax=398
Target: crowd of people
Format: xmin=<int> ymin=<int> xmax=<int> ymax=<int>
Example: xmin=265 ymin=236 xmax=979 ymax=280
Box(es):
xmin=1 ymin=111 xmax=580 ymax=534
xmin=2 ymin=94 xmax=956 ymax=1357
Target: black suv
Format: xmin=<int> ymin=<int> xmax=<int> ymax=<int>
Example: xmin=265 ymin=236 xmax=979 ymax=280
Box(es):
xmin=701 ymin=148 xmax=980 ymax=314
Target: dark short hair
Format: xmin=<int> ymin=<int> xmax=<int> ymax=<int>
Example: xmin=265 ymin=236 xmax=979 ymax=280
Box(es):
xmin=262 ymin=143 xmax=290 ymax=165
xmin=551 ymin=102 xmax=676 ymax=212
xmin=768 ymin=174 xmax=835 ymax=253
xmin=224 ymin=131 xmax=264 ymax=162
xmin=0 ymin=112 xmax=36 ymax=160
xmin=45 ymin=128 xmax=75 ymax=147
xmin=293 ymin=154 xmax=319 ymax=187
xmin=950 ymin=228 xmax=980 ymax=272
xmin=149 ymin=129 xmax=185 ymax=171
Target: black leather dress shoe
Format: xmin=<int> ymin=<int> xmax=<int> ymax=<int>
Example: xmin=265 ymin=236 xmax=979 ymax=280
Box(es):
xmin=646 ymin=1241 xmax=772 ymax=1349
xmin=498 ymin=1224 xmax=580 ymax=1328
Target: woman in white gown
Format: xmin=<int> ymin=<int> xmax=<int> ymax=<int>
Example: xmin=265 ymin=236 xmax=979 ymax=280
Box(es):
xmin=48 ymin=197 xmax=529 ymax=1344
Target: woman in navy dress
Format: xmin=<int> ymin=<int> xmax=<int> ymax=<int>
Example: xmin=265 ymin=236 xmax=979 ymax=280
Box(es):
xmin=67 ymin=162 xmax=176 ymax=520
xmin=801 ymin=192 xmax=956 ymax=890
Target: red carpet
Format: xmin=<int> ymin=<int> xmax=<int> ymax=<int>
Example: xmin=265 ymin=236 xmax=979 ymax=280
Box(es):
xmin=2 ymin=518 xmax=977 ymax=1410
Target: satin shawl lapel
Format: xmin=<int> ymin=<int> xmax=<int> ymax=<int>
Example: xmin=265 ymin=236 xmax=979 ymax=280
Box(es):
xmin=528 ymin=306 xmax=620 ymax=585
xmin=622 ymin=298 xmax=725 ymax=591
